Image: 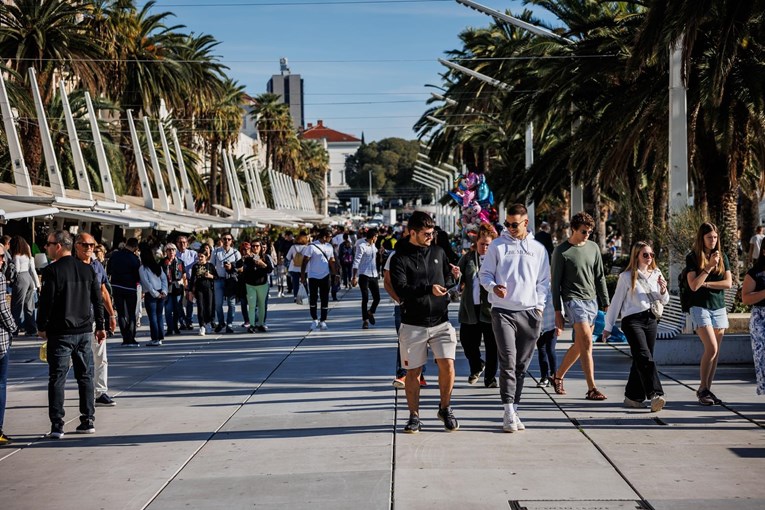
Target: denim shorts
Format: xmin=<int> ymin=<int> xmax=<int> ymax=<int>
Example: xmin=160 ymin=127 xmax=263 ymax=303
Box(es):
xmin=564 ymin=299 xmax=598 ymax=325
xmin=690 ymin=306 xmax=729 ymax=330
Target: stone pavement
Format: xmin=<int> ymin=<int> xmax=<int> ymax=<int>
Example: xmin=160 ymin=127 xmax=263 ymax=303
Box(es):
xmin=0 ymin=287 xmax=763 ymax=510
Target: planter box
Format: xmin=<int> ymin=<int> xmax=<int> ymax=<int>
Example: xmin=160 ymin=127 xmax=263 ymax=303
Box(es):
xmin=654 ymin=333 xmax=753 ymax=365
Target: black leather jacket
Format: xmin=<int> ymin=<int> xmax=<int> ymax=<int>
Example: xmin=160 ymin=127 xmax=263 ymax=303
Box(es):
xmin=389 ymin=238 xmax=455 ymax=327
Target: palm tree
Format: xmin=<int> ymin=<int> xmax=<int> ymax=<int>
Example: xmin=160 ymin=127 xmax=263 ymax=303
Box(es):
xmin=0 ymin=0 xmax=108 ymax=183
xmin=633 ymin=0 xmax=765 ymax=273
xmin=300 ymin=139 xmax=330 ymax=209
xmin=250 ymin=93 xmax=294 ymax=171
xmin=197 ymin=78 xmax=245 ymax=213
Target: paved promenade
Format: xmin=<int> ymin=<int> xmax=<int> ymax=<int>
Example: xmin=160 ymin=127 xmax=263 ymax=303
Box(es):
xmin=1 ymin=287 xmax=763 ymax=510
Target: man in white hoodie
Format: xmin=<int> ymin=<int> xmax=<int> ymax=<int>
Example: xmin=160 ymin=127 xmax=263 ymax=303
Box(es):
xmin=479 ymin=204 xmax=550 ymax=432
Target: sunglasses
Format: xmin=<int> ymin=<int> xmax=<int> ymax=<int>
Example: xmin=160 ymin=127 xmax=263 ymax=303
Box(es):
xmin=78 ymin=242 xmax=96 ymax=248
xmin=45 ymin=241 xmax=59 ymax=247
xmin=642 ymin=252 xmax=655 ymax=259
xmin=504 ymin=220 xmax=526 ymax=229
xmin=223 ymin=237 xmax=233 ymax=241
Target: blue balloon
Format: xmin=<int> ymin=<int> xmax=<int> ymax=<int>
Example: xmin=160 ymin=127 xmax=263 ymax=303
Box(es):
xmin=477 ymin=182 xmax=490 ymax=202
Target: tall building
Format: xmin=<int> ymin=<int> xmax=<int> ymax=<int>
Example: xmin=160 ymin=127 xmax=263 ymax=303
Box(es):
xmin=300 ymin=120 xmax=361 ymax=207
xmin=266 ymin=58 xmax=304 ymax=130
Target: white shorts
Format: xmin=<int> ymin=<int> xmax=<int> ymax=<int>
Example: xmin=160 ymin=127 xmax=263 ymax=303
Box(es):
xmin=399 ymin=321 xmax=457 ymax=369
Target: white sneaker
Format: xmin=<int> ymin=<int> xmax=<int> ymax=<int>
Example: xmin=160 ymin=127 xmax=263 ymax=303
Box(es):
xmin=650 ymin=395 xmax=666 ymax=413
xmin=624 ymin=396 xmax=647 ymax=408
xmin=310 ymin=320 xmax=320 ymax=330
xmin=199 ymin=326 xmax=206 ymax=336
xmin=503 ymin=410 xmax=518 ymax=433
xmin=319 ymin=321 xmax=328 ymax=331
xmin=514 ymin=413 xmax=526 ymax=431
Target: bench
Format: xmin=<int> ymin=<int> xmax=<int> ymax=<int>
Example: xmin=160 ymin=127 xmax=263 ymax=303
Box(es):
xmin=657 ymin=286 xmax=740 ymax=339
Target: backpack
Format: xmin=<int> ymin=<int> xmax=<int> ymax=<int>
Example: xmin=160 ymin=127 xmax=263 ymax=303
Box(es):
xmin=3 ymin=258 xmax=17 ymax=285
xmin=678 ymin=266 xmax=692 ymax=313
xmin=340 ymin=245 xmax=353 ymax=265
xmin=292 ymin=248 xmax=304 ymax=268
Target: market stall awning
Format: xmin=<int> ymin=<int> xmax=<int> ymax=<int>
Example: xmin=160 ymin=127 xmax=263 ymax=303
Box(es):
xmin=0 ymin=196 xmax=59 ymax=221
xmin=55 ymin=210 xmax=154 ymax=229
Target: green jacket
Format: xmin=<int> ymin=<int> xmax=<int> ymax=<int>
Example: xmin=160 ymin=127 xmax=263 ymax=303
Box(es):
xmin=458 ymin=251 xmax=492 ymax=324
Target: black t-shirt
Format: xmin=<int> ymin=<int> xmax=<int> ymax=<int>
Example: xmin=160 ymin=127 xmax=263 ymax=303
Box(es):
xmin=685 ymin=252 xmax=730 ymax=310
xmin=747 ymin=266 xmax=765 ymax=307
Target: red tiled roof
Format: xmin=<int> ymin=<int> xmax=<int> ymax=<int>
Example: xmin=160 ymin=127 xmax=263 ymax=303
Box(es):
xmin=300 ymin=120 xmax=361 ymax=143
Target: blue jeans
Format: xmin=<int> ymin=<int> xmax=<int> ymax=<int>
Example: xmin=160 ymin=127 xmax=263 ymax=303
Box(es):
xmin=164 ymin=292 xmax=183 ymax=332
xmin=184 ymin=296 xmax=195 ymax=328
xmin=0 ymin=351 xmax=8 ymax=430
xmin=214 ymin=279 xmax=236 ymax=326
xmin=145 ymin=295 xmax=166 ymax=341
xmin=47 ymin=332 xmax=94 ymax=425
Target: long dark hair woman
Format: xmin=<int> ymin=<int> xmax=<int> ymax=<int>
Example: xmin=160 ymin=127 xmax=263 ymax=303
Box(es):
xmin=9 ymin=236 xmax=40 ymax=336
xmin=685 ymin=222 xmax=732 ymax=406
xmin=740 ymin=236 xmax=765 ymax=395
xmin=138 ymin=243 xmax=168 ymax=347
xmin=604 ymin=241 xmax=669 ymax=412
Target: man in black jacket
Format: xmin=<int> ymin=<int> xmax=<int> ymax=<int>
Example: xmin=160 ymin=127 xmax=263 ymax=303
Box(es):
xmin=37 ymin=230 xmax=106 ymax=439
xmin=390 ymin=211 xmax=461 ymax=433
xmin=107 ymin=238 xmax=141 ymax=347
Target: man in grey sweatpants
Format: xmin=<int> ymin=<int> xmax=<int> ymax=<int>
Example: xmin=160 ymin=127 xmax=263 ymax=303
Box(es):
xmin=479 ymin=203 xmax=550 ymax=432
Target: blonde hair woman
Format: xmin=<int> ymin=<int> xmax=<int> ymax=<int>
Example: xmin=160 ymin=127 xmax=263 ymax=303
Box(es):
xmin=604 ymin=241 xmax=669 ymax=412
xmin=685 ymin=222 xmax=732 ymax=406
xmin=457 ymin=223 xmax=499 ymax=387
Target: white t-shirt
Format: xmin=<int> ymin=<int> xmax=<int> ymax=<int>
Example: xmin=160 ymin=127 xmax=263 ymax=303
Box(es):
xmin=331 ymin=233 xmax=345 ymax=255
xmin=751 ymin=234 xmax=765 ymax=261
xmin=304 ymin=241 xmax=334 ymax=279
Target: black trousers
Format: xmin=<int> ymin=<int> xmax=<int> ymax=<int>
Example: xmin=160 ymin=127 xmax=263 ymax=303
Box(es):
xmin=621 ymin=310 xmax=664 ymax=400
xmin=460 ymin=311 xmax=498 ymax=383
xmin=309 ymin=276 xmax=330 ymax=321
xmin=195 ymin=285 xmax=215 ymax=326
xmin=113 ymin=287 xmax=137 ymax=344
xmin=358 ymin=275 xmax=380 ymax=320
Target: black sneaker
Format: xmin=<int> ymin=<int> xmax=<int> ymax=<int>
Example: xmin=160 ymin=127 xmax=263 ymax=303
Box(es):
xmin=50 ymin=422 xmax=64 ymax=439
xmin=485 ymin=378 xmax=498 ymax=388
xmin=697 ymin=389 xmax=715 ymax=406
xmin=467 ymin=362 xmax=485 ymax=385
xmin=75 ymin=420 xmax=95 ymax=434
xmin=403 ymin=415 xmax=421 ymax=433
xmin=95 ymin=394 xmax=116 ymax=407
xmin=437 ymin=406 xmax=460 ymax=431
xmin=225 ymin=326 xmax=235 ymax=334
xmin=257 ymin=325 xmax=268 ymax=333
xmin=368 ymin=312 xmax=376 ymax=325
xmin=247 ymin=326 xmax=256 ymax=333
xmin=214 ymin=324 xmax=224 ymax=333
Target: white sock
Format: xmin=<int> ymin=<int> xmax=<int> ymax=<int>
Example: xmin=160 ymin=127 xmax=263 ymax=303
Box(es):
xmin=513 ymin=404 xmax=519 ymax=413
xmin=504 ymin=403 xmax=513 ymax=413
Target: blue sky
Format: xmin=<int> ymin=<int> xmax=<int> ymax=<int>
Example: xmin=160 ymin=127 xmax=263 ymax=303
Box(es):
xmin=145 ymin=1 xmax=545 ymax=141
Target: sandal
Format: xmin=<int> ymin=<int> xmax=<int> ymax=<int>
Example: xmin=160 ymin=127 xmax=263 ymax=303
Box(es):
xmin=585 ymin=388 xmax=608 ymax=401
xmin=552 ymin=376 xmax=566 ymax=395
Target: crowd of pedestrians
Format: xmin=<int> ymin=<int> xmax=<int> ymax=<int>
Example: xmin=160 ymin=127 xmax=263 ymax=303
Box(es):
xmin=0 ymin=210 xmax=763 ymax=443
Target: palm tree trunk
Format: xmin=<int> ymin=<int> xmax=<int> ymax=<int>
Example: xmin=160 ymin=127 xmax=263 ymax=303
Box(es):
xmin=740 ymin=188 xmax=759 ymax=254
xmin=208 ymin=140 xmax=219 ymax=215
xmin=721 ymin=186 xmax=740 ymax=283
xmin=120 ymin=113 xmax=140 ymax=195
xmin=19 ymin=123 xmax=43 ymax=185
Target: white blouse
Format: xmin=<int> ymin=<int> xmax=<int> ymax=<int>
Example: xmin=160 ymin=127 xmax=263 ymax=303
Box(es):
xmin=604 ymin=269 xmax=670 ymax=332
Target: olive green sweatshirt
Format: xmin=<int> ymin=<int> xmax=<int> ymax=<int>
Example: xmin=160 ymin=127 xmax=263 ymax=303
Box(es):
xmin=551 ymin=240 xmax=609 ymax=311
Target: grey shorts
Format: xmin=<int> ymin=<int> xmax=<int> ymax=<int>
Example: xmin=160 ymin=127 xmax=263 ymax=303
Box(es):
xmin=564 ymin=299 xmax=598 ymax=325
xmin=399 ymin=321 xmax=457 ymax=369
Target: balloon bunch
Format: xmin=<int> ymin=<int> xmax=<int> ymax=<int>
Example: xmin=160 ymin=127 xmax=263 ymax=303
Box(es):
xmin=448 ymin=171 xmax=498 ymax=240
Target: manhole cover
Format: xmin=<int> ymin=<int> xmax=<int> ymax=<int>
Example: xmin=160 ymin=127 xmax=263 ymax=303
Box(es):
xmin=509 ymin=500 xmax=651 ymax=510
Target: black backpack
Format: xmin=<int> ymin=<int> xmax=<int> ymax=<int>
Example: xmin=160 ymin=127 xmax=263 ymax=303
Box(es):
xmin=3 ymin=258 xmax=17 ymax=285
xmin=678 ymin=251 xmax=696 ymax=313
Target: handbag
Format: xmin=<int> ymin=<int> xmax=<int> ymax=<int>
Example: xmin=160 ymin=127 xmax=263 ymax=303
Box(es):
xmin=637 ymin=275 xmax=664 ymax=319
xmin=39 ymin=341 xmax=47 ymax=362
